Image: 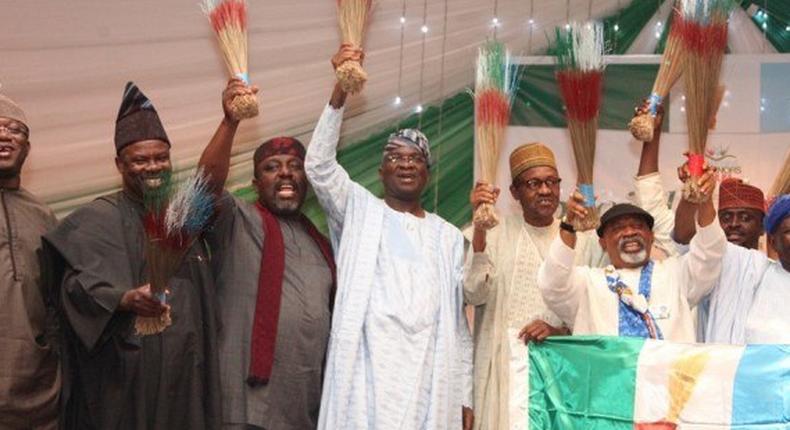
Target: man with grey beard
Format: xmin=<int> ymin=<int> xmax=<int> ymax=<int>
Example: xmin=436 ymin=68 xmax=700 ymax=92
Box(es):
xmin=537 ymin=171 xmax=726 ymax=342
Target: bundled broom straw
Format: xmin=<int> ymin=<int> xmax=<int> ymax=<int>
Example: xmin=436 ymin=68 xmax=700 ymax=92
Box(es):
xmin=473 ymin=41 xmax=517 ymax=230
xmin=630 ymin=7 xmax=686 ymax=142
xmin=202 ymin=0 xmax=259 ymax=121
xmin=678 ymin=0 xmax=733 ymax=202
xmin=336 ymin=0 xmax=373 ymax=94
xmin=135 ymin=170 xmax=215 ymax=335
xmin=770 ymin=148 xmax=790 ymax=198
xmin=555 ymin=22 xmax=606 ymax=231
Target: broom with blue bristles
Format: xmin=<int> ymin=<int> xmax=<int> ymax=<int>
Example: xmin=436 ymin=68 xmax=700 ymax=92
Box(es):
xmin=135 ymin=169 xmax=215 ymax=335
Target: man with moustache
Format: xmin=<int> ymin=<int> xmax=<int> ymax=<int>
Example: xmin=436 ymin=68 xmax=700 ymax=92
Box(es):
xmin=464 ymin=103 xmax=683 ymax=429
xmin=306 ymin=46 xmax=473 ymax=430
xmin=43 ymin=82 xmax=241 ymax=429
xmin=198 ymin=80 xmax=336 ymax=430
xmin=538 ymin=170 xmax=726 ymax=342
xmin=0 ymin=93 xmax=60 ymax=429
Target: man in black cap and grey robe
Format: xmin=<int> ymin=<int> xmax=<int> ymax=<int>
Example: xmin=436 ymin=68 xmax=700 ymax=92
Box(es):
xmin=537 ymin=172 xmax=726 ymax=342
xmin=44 ymin=81 xmax=248 ymax=429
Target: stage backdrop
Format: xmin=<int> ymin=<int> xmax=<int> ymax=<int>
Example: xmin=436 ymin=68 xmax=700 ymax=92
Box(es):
xmin=487 ymin=54 xmax=790 ymax=218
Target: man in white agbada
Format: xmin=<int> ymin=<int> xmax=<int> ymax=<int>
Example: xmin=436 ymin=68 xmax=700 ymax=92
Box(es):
xmin=538 ymin=170 xmax=726 ymax=342
xmin=306 ymin=46 xmax=474 ymax=430
xmin=465 ymin=107 xmax=680 ymax=429
xmin=675 ymin=192 xmax=790 ymax=344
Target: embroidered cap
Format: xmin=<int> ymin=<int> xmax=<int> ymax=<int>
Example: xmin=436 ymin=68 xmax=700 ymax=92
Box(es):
xmin=384 ymin=128 xmax=431 ymax=167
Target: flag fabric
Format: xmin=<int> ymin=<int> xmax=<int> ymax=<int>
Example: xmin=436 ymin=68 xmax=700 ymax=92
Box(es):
xmin=509 ymin=334 xmax=790 ymax=429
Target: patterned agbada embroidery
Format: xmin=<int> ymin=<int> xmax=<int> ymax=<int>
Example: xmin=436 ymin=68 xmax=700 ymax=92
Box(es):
xmin=605 ymin=261 xmax=664 ymax=340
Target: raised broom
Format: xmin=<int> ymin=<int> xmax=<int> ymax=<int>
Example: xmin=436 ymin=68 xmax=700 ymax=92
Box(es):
xmin=630 ymin=4 xmax=686 ymax=142
xmin=473 ymin=40 xmax=517 ymax=230
xmin=336 ymin=0 xmax=373 ymax=94
xmin=555 ymin=22 xmax=606 ymax=232
xmin=202 ymin=0 xmax=259 ymax=121
xmin=678 ymin=0 xmax=733 ymax=202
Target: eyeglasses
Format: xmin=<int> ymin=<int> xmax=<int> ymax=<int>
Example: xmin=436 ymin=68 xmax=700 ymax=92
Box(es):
xmin=0 ymin=124 xmax=28 ymax=139
xmin=383 ymin=153 xmax=427 ymax=166
xmin=515 ymin=177 xmax=562 ymax=190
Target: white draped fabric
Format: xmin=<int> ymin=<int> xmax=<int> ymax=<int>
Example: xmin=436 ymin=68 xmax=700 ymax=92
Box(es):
xmin=1 ymin=0 xmax=631 ymax=216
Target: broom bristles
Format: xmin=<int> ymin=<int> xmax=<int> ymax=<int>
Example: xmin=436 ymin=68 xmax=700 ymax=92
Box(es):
xmin=202 ymin=0 xmax=249 ymax=79
xmin=770 ymin=149 xmax=790 ymax=197
xmin=474 ymin=41 xmax=517 ymax=184
xmin=337 ymin=0 xmax=372 ymax=46
xmin=679 ymin=0 xmax=733 ymax=155
xmin=652 ymin=12 xmax=686 ymax=98
xmin=554 ymin=22 xmax=604 ymax=190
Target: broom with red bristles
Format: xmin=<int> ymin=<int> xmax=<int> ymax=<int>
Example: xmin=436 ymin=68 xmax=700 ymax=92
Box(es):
xmin=630 ymin=5 xmax=686 ymax=142
xmin=472 ymin=41 xmax=517 ymax=230
xmin=555 ymin=22 xmax=606 ymax=231
xmin=677 ymin=0 xmax=733 ymax=202
xmin=336 ymin=0 xmax=373 ymax=94
xmin=202 ymin=0 xmax=259 ymax=120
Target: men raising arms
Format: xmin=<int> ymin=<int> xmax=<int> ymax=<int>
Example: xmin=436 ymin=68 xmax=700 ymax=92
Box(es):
xmin=306 ymin=46 xmax=474 ymax=430
xmin=198 ymin=79 xmax=336 ymax=430
xmin=538 ymin=172 xmax=726 ymax=342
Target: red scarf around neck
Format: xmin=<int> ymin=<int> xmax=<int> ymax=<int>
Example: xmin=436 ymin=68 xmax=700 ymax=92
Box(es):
xmin=247 ymin=202 xmax=336 ymax=386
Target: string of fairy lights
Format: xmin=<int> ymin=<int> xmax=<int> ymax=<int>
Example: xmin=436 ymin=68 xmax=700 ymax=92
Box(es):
xmin=391 ymin=0 xmax=775 ymax=118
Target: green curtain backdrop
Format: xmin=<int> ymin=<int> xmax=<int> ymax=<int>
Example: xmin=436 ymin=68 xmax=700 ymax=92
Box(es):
xmin=510 ymin=64 xmax=667 ymax=131
xmin=603 ymin=0 xmax=665 ymax=54
xmin=742 ymin=0 xmax=790 ymax=52
xmin=544 ymin=0 xmax=664 ymax=55
xmin=234 ymin=92 xmax=475 ymax=232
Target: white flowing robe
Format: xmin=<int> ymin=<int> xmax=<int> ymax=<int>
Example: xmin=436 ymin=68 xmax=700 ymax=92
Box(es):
xmin=700 ymin=242 xmax=790 ymax=344
xmin=538 ymin=219 xmax=726 ymax=342
xmin=464 ymin=173 xmax=677 ymax=430
xmin=305 ymin=105 xmax=473 ymax=430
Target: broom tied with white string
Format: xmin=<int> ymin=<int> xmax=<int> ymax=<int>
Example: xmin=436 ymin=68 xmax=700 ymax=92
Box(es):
xmin=678 ymin=0 xmax=733 ymax=203
xmin=555 ymin=22 xmax=606 ymax=231
xmin=202 ymin=0 xmax=259 ymax=120
xmin=630 ymin=5 xmax=686 ymax=142
xmin=473 ymin=41 xmax=517 ymax=230
xmin=336 ymin=0 xmax=373 ymax=94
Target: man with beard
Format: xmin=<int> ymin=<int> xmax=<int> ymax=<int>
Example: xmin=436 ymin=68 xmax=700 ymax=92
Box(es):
xmin=197 ymin=79 xmax=336 ymax=430
xmin=306 ymin=46 xmax=473 ymax=430
xmin=0 ymin=93 xmax=60 ymax=429
xmin=537 ymin=170 xmax=726 ymax=342
xmin=464 ymin=104 xmax=683 ymax=429
xmin=43 ymin=81 xmax=239 ymax=429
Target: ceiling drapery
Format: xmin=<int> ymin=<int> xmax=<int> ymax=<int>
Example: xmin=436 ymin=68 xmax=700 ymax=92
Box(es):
xmin=1 ymin=0 xmax=784 ymax=219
